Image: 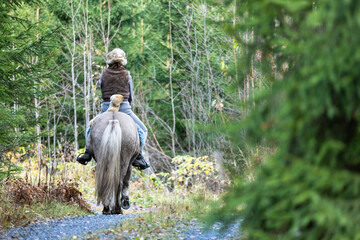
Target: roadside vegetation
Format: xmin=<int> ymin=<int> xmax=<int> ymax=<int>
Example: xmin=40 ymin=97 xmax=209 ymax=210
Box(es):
xmin=0 ymin=178 xmax=92 ymax=231
xmin=0 ymin=152 xmax=94 ymax=231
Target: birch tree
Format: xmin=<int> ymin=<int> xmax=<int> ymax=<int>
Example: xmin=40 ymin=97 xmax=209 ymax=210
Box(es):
xmin=69 ymin=0 xmax=81 ymax=151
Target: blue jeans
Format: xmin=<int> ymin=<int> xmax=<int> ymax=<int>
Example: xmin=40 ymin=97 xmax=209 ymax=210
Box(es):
xmin=86 ymin=101 xmax=147 ymax=151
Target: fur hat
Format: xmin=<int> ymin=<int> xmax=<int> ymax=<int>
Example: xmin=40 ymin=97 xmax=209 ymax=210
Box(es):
xmin=106 ymin=48 xmax=127 ymax=66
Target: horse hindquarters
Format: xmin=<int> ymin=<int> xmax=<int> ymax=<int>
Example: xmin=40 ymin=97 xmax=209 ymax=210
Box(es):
xmin=95 ymin=120 xmax=122 ymax=212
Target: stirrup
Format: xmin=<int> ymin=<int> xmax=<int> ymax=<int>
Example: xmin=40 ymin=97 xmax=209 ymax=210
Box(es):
xmin=132 ymin=157 xmax=150 ymax=170
xmin=76 ymin=152 xmax=91 ymax=165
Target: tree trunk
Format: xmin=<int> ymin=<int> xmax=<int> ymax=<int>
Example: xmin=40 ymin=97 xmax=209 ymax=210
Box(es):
xmin=34 ymin=6 xmax=42 ymax=186
xmin=71 ymin=0 xmax=79 ymax=151
xmin=169 ymin=0 xmax=176 ymax=157
xmin=83 ymin=0 xmax=90 ymax=134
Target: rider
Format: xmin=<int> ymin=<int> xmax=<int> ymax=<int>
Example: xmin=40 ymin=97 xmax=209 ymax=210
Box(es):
xmin=77 ymin=48 xmax=150 ymax=170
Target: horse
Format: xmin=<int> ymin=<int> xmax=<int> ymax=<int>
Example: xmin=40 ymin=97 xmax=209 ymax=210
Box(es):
xmin=87 ymin=97 xmax=140 ymax=214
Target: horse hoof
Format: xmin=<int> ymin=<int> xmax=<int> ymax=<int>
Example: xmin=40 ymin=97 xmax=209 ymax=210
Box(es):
xmin=111 ymin=209 xmax=123 ymax=214
xmin=121 ymin=196 xmax=130 ymax=210
xmin=102 ymin=206 xmax=111 ymax=215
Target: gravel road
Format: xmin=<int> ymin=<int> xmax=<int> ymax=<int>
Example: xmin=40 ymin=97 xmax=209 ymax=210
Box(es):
xmin=1 ymin=214 xmax=241 ymax=240
xmin=180 ymin=220 xmax=241 ymax=240
xmin=0 ymin=213 xmax=135 ymax=240
xmin=1 ymin=198 xmax=241 ymax=240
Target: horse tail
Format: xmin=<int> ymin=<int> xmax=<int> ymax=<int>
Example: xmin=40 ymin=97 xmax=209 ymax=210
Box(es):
xmin=95 ymin=119 xmax=122 ymax=210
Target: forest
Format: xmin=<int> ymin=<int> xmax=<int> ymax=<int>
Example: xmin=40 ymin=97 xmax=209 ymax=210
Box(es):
xmin=1 ymin=0 xmax=359 ymax=239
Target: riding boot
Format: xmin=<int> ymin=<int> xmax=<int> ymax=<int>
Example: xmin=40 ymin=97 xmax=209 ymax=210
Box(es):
xmin=132 ymin=152 xmax=150 ymax=170
xmin=76 ymin=148 xmax=92 ymax=165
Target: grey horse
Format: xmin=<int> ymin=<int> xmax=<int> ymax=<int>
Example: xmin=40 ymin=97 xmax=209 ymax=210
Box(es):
xmin=87 ymin=110 xmax=140 ymax=214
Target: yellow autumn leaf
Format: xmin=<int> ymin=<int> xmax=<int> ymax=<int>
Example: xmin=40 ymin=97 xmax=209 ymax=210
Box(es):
xmin=233 ymin=38 xmax=238 ymax=48
xmin=221 ymin=60 xmax=227 ymax=71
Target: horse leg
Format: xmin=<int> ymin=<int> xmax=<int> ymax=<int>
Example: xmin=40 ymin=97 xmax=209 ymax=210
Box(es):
xmin=112 ymin=189 xmax=123 ymax=215
xmin=112 ymin=204 xmax=123 ymax=214
xmin=112 ymin=163 xmax=124 ymax=215
xmin=121 ymin=161 xmax=134 ymax=210
xmin=102 ymin=205 xmax=111 ymax=215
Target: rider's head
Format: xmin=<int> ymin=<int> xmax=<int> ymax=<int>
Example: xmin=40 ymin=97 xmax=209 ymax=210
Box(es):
xmin=106 ymin=48 xmax=127 ymax=66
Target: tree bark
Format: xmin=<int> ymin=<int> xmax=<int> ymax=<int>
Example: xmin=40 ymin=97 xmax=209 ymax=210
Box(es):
xmin=169 ymin=0 xmax=176 ymax=157
xmin=71 ymin=0 xmax=80 ymax=151
xmin=34 ymin=6 xmax=42 ymax=186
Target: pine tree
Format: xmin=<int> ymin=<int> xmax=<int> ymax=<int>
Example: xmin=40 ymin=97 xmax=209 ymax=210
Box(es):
xmin=0 ymin=0 xmax=52 ymax=178
xmin=210 ymin=0 xmax=360 ymax=239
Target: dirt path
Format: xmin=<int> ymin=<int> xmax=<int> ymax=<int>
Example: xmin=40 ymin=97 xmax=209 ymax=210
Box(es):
xmin=0 ymin=200 xmax=134 ymax=240
xmin=1 ymin=201 xmax=241 ymax=240
xmin=0 ymin=213 xmax=135 ymax=240
xmin=1 ymin=215 xmax=241 ymax=240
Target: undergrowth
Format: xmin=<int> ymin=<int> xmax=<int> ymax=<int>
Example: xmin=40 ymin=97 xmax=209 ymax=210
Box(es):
xmin=0 ymin=178 xmax=92 ymax=231
xmin=0 ymin=149 xmax=97 ymax=232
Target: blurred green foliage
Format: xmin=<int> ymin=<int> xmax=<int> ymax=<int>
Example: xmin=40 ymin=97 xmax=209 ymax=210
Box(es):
xmin=209 ymin=0 xmax=360 ymax=239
